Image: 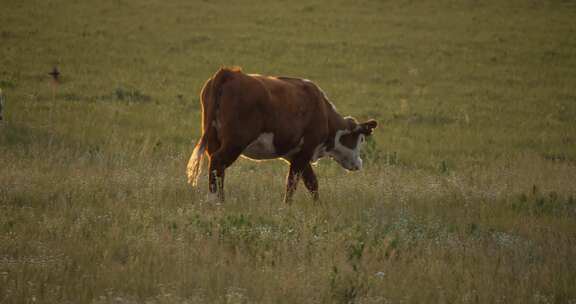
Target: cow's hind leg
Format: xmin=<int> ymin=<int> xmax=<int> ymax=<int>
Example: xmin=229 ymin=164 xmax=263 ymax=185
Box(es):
xmin=208 ymin=144 xmax=243 ymax=202
xmin=302 ymin=163 xmax=319 ymax=201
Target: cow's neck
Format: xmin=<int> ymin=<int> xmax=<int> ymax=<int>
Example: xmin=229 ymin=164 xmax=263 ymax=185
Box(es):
xmin=325 ymin=107 xmax=349 ymax=150
xmin=328 ymin=113 xmax=347 ymax=134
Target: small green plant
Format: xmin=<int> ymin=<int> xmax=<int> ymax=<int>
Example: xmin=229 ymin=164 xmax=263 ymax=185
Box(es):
xmin=0 ymin=80 xmax=15 ymax=89
xmin=513 ymin=188 xmax=576 ymax=217
xmin=439 ymin=160 xmax=449 ymax=174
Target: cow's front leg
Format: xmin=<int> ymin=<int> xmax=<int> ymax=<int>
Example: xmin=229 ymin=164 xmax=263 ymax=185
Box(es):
xmin=302 ymin=163 xmax=319 ymax=201
xmin=284 ymin=162 xmax=303 ymax=204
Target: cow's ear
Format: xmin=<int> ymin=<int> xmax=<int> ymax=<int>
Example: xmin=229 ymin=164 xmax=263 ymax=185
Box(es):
xmin=359 ymin=119 xmax=378 ymax=135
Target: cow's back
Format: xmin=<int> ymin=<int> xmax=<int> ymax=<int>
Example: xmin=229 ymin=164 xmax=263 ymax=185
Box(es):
xmin=208 ymin=69 xmax=332 ymax=158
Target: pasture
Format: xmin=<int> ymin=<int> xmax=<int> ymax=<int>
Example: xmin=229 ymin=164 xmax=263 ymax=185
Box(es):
xmin=1 ymin=0 xmax=576 ymax=303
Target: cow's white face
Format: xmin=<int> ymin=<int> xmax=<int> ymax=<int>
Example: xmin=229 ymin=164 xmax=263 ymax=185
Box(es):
xmin=328 ymin=118 xmax=378 ymax=171
xmin=328 ymin=130 xmax=364 ymax=171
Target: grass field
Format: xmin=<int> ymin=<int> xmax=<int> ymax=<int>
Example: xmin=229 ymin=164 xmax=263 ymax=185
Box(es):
xmin=1 ymin=0 xmax=576 ymax=303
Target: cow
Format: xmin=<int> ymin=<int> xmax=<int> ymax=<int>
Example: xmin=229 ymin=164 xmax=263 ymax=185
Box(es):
xmin=187 ymin=67 xmax=378 ymax=203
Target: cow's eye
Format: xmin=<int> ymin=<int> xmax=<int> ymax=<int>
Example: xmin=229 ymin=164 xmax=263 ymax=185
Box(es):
xmin=359 ymin=135 xmax=365 ymax=143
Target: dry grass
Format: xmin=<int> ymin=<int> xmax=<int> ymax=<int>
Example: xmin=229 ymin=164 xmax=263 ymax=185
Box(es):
xmin=1 ymin=0 xmax=576 ymax=303
xmin=1 ymin=141 xmax=575 ymax=303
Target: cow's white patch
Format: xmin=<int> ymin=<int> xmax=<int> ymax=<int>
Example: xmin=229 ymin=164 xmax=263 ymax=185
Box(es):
xmin=242 ymin=133 xmax=278 ymax=160
xmin=328 ymin=130 xmax=363 ymax=171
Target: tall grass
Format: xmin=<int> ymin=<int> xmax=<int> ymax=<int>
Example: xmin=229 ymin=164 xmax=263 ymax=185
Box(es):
xmin=1 ymin=140 xmax=575 ymax=303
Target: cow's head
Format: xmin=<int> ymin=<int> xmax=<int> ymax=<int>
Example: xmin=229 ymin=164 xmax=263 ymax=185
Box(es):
xmin=328 ymin=117 xmax=378 ymax=171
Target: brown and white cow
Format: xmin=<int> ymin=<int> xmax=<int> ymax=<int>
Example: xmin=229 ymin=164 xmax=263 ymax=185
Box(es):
xmin=187 ymin=67 xmax=378 ymax=203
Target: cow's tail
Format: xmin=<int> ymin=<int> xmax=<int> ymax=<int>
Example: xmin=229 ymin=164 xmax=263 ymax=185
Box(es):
xmin=187 ymin=134 xmax=206 ymax=186
xmin=187 ymin=66 xmax=240 ymax=186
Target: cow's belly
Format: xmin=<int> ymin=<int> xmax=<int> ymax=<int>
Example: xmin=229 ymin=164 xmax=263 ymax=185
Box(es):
xmin=242 ymin=133 xmax=278 ymax=160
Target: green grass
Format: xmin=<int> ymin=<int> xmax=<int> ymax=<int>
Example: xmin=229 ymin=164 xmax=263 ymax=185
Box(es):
xmin=1 ymin=0 xmax=576 ymax=303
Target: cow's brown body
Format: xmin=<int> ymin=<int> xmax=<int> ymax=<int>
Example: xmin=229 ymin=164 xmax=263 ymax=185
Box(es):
xmin=187 ymin=67 xmax=377 ymax=203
